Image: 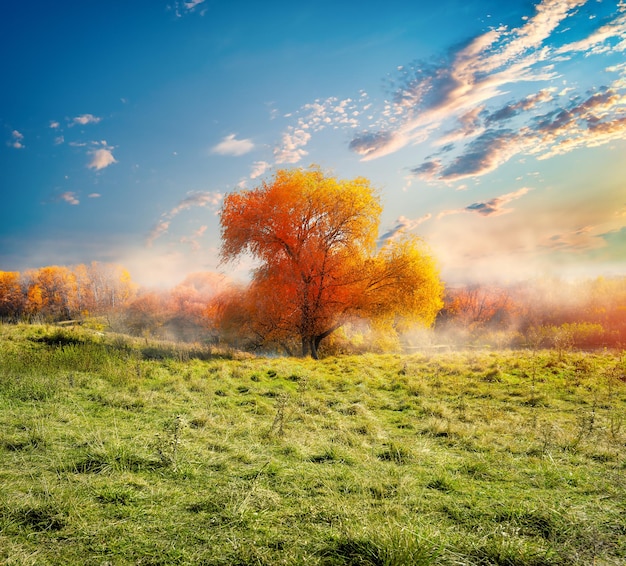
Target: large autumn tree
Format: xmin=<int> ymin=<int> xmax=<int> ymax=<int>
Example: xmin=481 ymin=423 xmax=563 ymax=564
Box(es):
xmin=219 ymin=167 xmax=443 ymax=358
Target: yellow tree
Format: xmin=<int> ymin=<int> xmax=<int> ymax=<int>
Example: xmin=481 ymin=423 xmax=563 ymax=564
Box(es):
xmin=24 ymin=266 xmax=79 ymax=321
xmin=220 ymin=167 xmax=443 ymax=358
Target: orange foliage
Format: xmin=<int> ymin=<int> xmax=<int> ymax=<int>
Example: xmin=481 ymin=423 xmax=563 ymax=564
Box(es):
xmin=438 ymin=277 xmax=626 ymax=348
xmin=0 ymin=271 xmax=24 ymax=319
xmin=0 ymin=263 xmax=137 ymax=322
xmin=220 ymin=167 xmax=444 ymax=357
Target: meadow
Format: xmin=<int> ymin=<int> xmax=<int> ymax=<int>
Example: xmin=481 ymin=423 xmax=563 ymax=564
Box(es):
xmin=0 ymin=323 xmax=624 ymax=565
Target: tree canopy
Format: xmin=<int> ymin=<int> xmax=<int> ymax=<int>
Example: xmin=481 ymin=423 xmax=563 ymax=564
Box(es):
xmin=219 ymin=167 xmax=444 ymax=358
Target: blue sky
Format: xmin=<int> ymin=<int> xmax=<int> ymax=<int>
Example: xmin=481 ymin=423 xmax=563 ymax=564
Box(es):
xmin=1 ymin=0 xmax=625 ymax=286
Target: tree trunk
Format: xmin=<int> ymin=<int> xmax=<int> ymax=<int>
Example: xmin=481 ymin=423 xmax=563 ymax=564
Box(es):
xmin=301 ymin=336 xmax=310 ymax=358
xmin=310 ymin=337 xmax=319 ymax=360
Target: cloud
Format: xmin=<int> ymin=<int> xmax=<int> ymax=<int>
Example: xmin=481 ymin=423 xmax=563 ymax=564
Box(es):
xmin=146 ymin=221 xmax=170 ymax=248
xmin=411 ymin=77 xmax=626 ymax=182
xmin=378 ymin=213 xmax=432 ymax=245
xmin=349 ymin=130 xmax=407 ymax=159
xmin=539 ymin=224 xmax=613 ymax=255
xmin=530 ymin=86 xmax=626 ymax=158
xmin=274 ymin=97 xmax=360 ymax=164
xmin=8 ymin=130 xmax=24 ymax=149
xmin=557 ymin=12 xmax=626 ymax=55
xmin=274 ymin=128 xmax=311 ymax=164
xmin=250 ymin=161 xmax=270 ymax=179
xmin=438 ymin=130 xmax=526 ymax=181
xmin=88 ymin=147 xmax=117 ymax=170
xmin=88 ymin=193 xmax=101 ymax=198
xmin=411 ymin=160 xmax=442 ymax=180
xmin=211 ymin=134 xmax=254 ymax=156
xmin=485 ymin=89 xmax=554 ymax=124
xmin=438 ymin=187 xmax=532 ymax=219
xmin=49 ymin=121 xmax=60 ymax=129
xmin=349 ymin=0 xmax=573 ymax=161
xmin=172 ymin=0 xmax=207 ymax=17
xmin=60 ymin=192 xmax=79 ymax=205
xmin=344 ymin=0 xmax=626 ymax=184
xmin=146 ymin=191 xmax=223 ymax=247
xmin=169 ymin=191 xmax=223 ymax=216
xmin=71 ymin=114 xmax=101 ymax=126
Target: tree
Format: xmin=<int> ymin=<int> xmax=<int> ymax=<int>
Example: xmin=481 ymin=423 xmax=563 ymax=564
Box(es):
xmin=219 ymin=167 xmax=443 ymax=358
xmin=23 ymin=266 xmax=79 ymax=321
xmin=0 ymin=271 xmax=24 ymax=320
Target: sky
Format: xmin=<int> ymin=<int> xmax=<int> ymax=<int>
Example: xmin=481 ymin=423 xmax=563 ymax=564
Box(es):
xmin=1 ymin=0 xmax=625 ymax=287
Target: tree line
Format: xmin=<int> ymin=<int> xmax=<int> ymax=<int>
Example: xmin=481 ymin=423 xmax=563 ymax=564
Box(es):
xmin=0 ymin=263 xmax=136 ymax=322
xmin=1 ymin=168 xmax=625 ymax=354
xmin=2 ymin=265 xmax=625 ymax=351
xmin=437 ymin=278 xmax=626 ymax=350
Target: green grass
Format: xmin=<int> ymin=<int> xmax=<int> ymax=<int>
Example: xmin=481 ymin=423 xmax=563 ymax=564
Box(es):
xmin=1 ymin=323 xmax=625 ymax=565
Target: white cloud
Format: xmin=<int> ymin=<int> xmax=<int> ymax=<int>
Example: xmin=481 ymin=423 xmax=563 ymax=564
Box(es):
xmin=49 ymin=121 xmax=60 ymax=129
xmin=71 ymin=114 xmax=101 ymax=126
xmin=88 ymin=147 xmax=117 ymax=170
xmin=557 ymin=12 xmax=626 ymax=55
xmin=172 ymin=0 xmax=207 ymax=16
xmin=211 ymin=134 xmax=254 ymax=156
xmin=274 ymin=128 xmax=311 ymax=164
xmin=60 ymin=192 xmax=79 ymax=205
xmin=9 ymin=130 xmax=24 ymax=149
xmin=88 ymin=193 xmax=101 ymax=198
xmin=273 ymin=96 xmax=360 ymax=164
xmin=250 ymin=161 xmax=270 ymax=179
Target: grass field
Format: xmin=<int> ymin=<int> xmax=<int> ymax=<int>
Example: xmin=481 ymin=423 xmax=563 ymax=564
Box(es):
xmin=0 ymin=323 xmax=624 ymax=565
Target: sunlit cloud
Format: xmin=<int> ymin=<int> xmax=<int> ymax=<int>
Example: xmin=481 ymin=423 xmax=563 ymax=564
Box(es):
xmin=485 ymin=89 xmax=555 ymax=125
xmin=169 ymin=191 xmax=223 ymax=216
xmin=378 ymin=213 xmax=432 ymax=246
xmin=49 ymin=121 xmax=60 ymax=129
xmin=146 ymin=220 xmax=170 ymax=248
xmin=349 ymin=0 xmax=570 ymax=162
xmin=276 ymin=97 xmax=360 ymax=163
xmin=71 ymin=114 xmax=101 ymax=126
xmin=539 ymin=224 xmax=611 ymax=253
xmin=250 ymin=160 xmax=270 ymax=179
xmin=344 ymin=0 xmax=626 ymax=185
xmin=146 ymin=191 xmax=223 ymax=247
xmin=60 ymin=192 xmax=80 ymax=206
xmin=274 ymin=128 xmax=311 ymax=164
xmin=557 ymin=11 xmax=626 ymax=55
xmin=438 ymin=187 xmax=532 ymax=219
xmin=88 ymin=193 xmax=101 ymax=198
xmin=8 ymin=130 xmax=24 ymax=149
xmin=211 ymin=134 xmax=254 ymax=156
